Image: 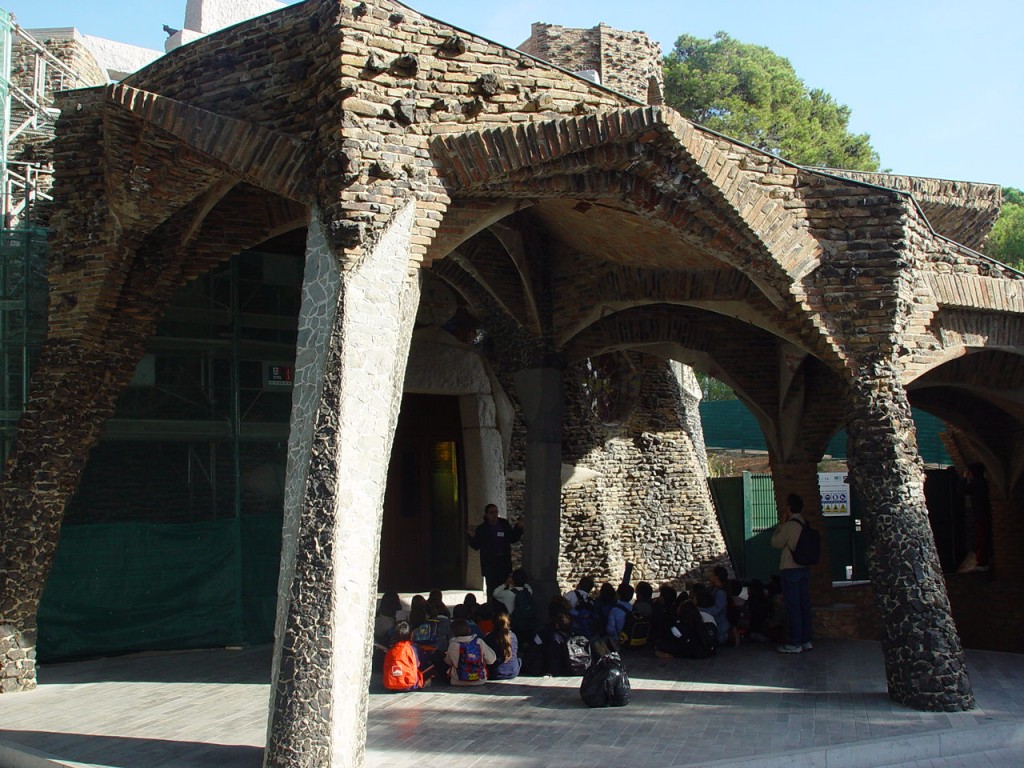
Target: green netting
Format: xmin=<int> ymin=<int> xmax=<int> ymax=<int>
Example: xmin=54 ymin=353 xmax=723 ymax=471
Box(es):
xmin=700 ymin=400 xmax=953 ymax=465
xmin=37 ymin=516 xmax=282 ymax=662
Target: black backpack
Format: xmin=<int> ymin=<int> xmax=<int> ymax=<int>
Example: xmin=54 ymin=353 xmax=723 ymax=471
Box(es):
xmin=580 ymin=652 xmax=631 ymax=708
xmin=698 ymin=619 xmax=719 ymax=657
xmin=612 ymin=604 xmax=651 ymax=648
xmin=790 ymin=518 xmax=821 ymax=566
xmin=511 ymin=587 xmax=540 ymax=637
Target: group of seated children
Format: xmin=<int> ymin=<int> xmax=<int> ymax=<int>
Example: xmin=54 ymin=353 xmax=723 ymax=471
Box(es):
xmin=376 ymin=567 xmax=787 ymax=691
xmin=653 ymin=570 xmax=786 ymax=659
xmin=376 ymin=586 xmax=522 ymax=691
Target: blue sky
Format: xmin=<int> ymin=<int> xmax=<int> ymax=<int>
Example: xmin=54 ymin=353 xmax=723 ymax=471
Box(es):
xmin=11 ymin=0 xmax=1023 ymax=189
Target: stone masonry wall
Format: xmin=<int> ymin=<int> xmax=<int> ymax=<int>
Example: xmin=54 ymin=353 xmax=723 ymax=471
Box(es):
xmin=500 ymin=356 xmax=728 ymax=592
xmin=518 ymin=22 xmax=663 ymax=105
xmin=125 ymin=0 xmax=635 ymax=275
xmin=558 ymin=356 xmax=729 ymax=588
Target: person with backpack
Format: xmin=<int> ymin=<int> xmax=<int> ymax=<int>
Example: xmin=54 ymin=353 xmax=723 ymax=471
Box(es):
xmin=445 ymin=618 xmax=496 ymax=686
xmin=605 ymin=583 xmax=637 ymax=650
xmin=771 ymin=492 xmax=814 ymax=654
xmin=654 ymin=597 xmax=718 ymax=659
xmin=493 ymin=568 xmax=539 ymax=640
xmin=564 ymin=576 xmax=595 ymax=610
xmin=382 ymin=621 xmax=432 ymax=691
xmin=706 ymin=566 xmax=735 ymax=647
xmin=564 ymin=577 xmax=600 ymax=637
xmin=522 ymin=608 xmax=576 ymax=676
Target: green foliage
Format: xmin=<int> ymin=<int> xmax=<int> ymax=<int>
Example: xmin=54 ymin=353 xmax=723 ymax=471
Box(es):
xmin=707 ymin=452 xmax=737 ymax=478
xmin=984 ymin=187 xmax=1024 ymax=270
xmin=663 ymin=32 xmax=880 ymax=171
xmin=696 ymin=371 xmax=735 ymax=401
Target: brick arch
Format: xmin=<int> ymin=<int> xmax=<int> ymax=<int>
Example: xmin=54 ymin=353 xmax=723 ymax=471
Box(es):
xmin=904 ymin=310 xmax=1024 ymax=385
xmin=909 ymin=348 xmax=1024 ymax=405
xmin=430 ymin=108 xmax=843 ymax=367
xmin=432 ymin=109 xmax=822 ymax=289
xmin=553 ymin=265 xmax=786 ymax=350
xmin=566 ymin=302 xmax=772 ymax=390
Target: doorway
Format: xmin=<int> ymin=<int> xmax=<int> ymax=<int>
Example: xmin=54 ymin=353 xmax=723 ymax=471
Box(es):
xmin=378 ymin=394 xmax=466 ymax=591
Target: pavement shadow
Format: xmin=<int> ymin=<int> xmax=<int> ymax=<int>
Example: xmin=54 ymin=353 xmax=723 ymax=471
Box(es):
xmin=37 ymin=645 xmax=275 ymax=686
xmin=0 ymin=730 xmax=262 ymax=768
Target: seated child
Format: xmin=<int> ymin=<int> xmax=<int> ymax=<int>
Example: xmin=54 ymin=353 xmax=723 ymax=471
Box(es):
xmin=475 ymin=602 xmax=495 ymax=636
xmin=427 ymin=588 xmax=451 ymax=618
xmin=382 ymin=621 xmax=431 ymax=691
xmin=655 ymin=600 xmax=718 ymax=660
xmin=451 ymin=603 xmax=481 ymax=637
xmin=374 ymin=591 xmax=403 ymax=645
xmin=522 ymin=609 xmax=575 ymax=676
xmin=445 ymin=618 xmax=496 ymax=686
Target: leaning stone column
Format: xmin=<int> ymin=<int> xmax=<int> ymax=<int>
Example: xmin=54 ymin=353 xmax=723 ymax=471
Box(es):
xmin=264 ymin=205 xmax=421 ymax=768
xmin=512 ymin=366 xmax=564 ymax=607
xmin=0 ymin=343 xmax=139 ymax=692
xmin=846 ymin=361 xmax=973 ymax=711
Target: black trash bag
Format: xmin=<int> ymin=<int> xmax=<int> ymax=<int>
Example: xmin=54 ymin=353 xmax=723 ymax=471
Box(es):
xmin=579 ymin=651 xmax=631 ymax=707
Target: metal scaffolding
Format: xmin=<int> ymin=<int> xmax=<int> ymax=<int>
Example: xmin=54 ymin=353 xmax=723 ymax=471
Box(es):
xmin=0 ymin=8 xmax=87 ymax=228
xmin=0 ymin=226 xmax=47 ymax=469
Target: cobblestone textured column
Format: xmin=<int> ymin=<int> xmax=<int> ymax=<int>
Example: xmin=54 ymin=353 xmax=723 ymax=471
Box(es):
xmin=512 ymin=367 xmax=564 ymax=607
xmin=846 ymin=361 xmax=973 ymax=712
xmin=0 ymin=317 xmax=156 ymax=693
xmin=0 ymin=343 xmax=132 ymax=692
xmin=265 ymin=204 xmax=421 ymax=768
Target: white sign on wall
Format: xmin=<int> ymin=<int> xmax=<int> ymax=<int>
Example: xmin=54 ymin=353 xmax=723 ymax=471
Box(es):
xmin=818 ymin=472 xmax=851 ymax=517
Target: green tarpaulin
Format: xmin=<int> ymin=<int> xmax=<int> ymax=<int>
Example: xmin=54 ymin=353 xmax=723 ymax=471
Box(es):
xmin=37 ymin=516 xmax=282 ymax=662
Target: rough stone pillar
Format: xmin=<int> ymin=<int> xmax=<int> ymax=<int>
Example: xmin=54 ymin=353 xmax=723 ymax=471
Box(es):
xmin=769 ymin=460 xmax=832 ymax=604
xmin=512 ymin=367 xmax=564 ymax=607
xmin=1 ymin=324 xmax=154 ymax=693
xmin=0 ymin=344 xmax=128 ymax=693
xmin=264 ymin=205 xmax=421 ymax=768
xmin=846 ymin=363 xmax=973 ymax=712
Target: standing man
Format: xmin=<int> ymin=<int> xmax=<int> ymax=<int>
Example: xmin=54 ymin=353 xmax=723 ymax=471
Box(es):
xmin=771 ymin=493 xmax=813 ymax=654
xmin=467 ymin=503 xmax=524 ymax=602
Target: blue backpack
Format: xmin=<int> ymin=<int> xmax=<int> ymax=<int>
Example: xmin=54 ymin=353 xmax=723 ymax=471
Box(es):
xmin=457 ymin=638 xmax=486 ymax=682
xmin=412 ymin=619 xmax=440 ymax=649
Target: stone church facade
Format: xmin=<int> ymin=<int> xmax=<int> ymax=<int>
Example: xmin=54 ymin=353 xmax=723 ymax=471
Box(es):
xmin=2 ymin=1 xmax=1022 ymax=766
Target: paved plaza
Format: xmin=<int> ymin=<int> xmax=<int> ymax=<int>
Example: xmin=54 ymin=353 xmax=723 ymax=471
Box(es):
xmin=1 ymin=638 xmax=1023 ymax=768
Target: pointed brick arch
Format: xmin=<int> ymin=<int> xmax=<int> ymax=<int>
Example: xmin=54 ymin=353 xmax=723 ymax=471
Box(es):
xmin=430 ymin=108 xmax=845 ymax=368
xmin=904 ymin=310 xmax=1024 ymax=385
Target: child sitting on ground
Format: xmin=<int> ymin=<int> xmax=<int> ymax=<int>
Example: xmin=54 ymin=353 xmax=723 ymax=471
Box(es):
xmin=382 ymin=621 xmax=432 ymax=691
xmin=445 ymin=618 xmax=496 ymax=686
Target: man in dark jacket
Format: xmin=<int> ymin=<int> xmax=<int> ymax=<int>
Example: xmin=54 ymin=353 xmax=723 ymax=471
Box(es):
xmin=467 ymin=503 xmax=524 ymax=601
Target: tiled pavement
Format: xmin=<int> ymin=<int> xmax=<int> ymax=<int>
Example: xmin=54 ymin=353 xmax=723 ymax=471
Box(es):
xmin=1 ymin=639 xmax=1023 ymax=768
